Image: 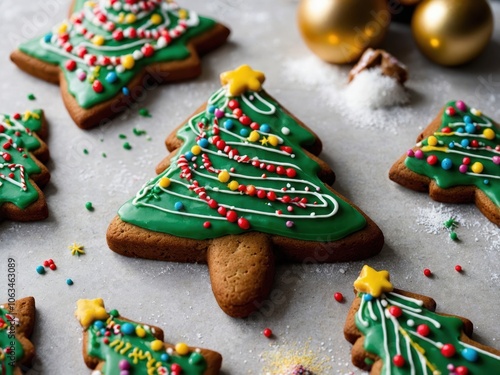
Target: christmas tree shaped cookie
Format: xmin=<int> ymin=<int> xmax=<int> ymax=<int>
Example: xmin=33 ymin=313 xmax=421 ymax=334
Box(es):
xmin=0 ymin=297 xmax=36 ymax=375
xmin=11 ymin=1 xmax=230 ymax=129
xmin=390 ymin=100 xmax=500 ymax=225
xmin=0 ymin=110 xmax=50 ymax=222
xmin=107 ymin=65 xmax=384 ymax=317
xmin=76 ymin=298 xmax=222 ymax=374
xmin=344 ymin=265 xmax=500 ymax=374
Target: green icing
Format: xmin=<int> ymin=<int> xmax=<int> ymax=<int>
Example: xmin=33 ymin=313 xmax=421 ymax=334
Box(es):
xmin=0 ymin=306 xmax=25 ymax=375
xmin=405 ymin=100 xmax=500 ymax=207
xmin=18 ymin=0 xmax=217 ymax=109
xmin=355 ymin=292 xmax=500 ymax=374
xmin=87 ymin=313 xmax=207 ymax=375
xmin=118 ymin=87 xmax=367 ymax=241
xmin=0 ymin=111 xmax=44 ymax=209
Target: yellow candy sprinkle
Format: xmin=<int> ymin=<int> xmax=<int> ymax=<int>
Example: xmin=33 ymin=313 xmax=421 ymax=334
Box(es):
xmin=191 ymin=145 xmax=201 ymax=155
xmin=151 ymin=340 xmax=164 ymax=352
xmin=135 ymin=326 xmax=146 ymax=338
xmin=121 ymin=55 xmax=135 ymax=70
xmin=58 ymin=23 xmax=68 ymax=34
xmin=218 ymin=170 xmax=230 ymax=183
xmin=92 ymin=35 xmax=105 ymax=46
xmin=483 ymin=128 xmax=495 ymax=140
xmin=248 ymin=131 xmax=260 ymax=142
xmin=178 ymin=9 xmax=188 ymax=19
xmin=159 ymin=177 xmax=171 ymax=188
xmin=268 ymin=135 xmax=279 ymax=147
xmin=150 ymin=14 xmax=162 ymax=25
xmin=227 ymin=180 xmax=239 ymax=191
xmin=117 ymin=13 xmax=125 ymax=23
xmin=427 ymin=136 xmax=438 ymax=146
xmin=125 ymin=13 xmax=137 ymax=24
xmin=471 ymin=162 xmax=484 ymax=174
xmin=175 ymin=342 xmax=189 ymax=356
xmin=471 ymin=108 xmax=482 ymax=116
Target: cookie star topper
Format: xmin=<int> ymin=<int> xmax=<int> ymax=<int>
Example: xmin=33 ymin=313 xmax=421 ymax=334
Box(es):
xmin=75 ymin=298 xmax=109 ymax=328
xmin=220 ymin=65 xmax=266 ymax=96
xmin=354 ymin=265 xmax=393 ymax=298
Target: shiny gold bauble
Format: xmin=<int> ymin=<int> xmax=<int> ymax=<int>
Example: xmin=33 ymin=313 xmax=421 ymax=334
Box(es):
xmin=297 ymin=0 xmax=390 ymax=64
xmin=412 ymin=0 xmax=493 ymax=66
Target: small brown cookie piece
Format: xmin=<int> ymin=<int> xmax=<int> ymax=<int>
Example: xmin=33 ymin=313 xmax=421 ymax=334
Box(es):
xmin=0 ymin=110 xmax=50 ymax=222
xmin=344 ymin=265 xmax=500 ymax=374
xmin=11 ymin=1 xmax=230 ymax=129
xmin=348 ymin=48 xmax=408 ymax=84
xmin=0 ymin=297 xmax=36 ymax=374
xmin=107 ymin=65 xmax=384 ymax=318
xmin=389 ymin=100 xmax=500 ymax=226
xmin=75 ymin=298 xmax=222 ymax=374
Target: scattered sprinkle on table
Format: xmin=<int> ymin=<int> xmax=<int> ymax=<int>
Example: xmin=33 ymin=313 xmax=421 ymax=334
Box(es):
xmin=27 ymin=93 xmax=36 ymax=100
xmin=139 ymin=108 xmax=152 ymax=117
xmin=423 ymin=268 xmax=432 ymax=277
xmin=83 ymin=148 xmax=89 ymax=155
xmin=133 ymin=128 xmax=147 ymax=136
xmin=123 ymin=142 xmax=132 ymax=150
xmin=85 ymin=202 xmax=94 ymax=211
xmin=36 ymin=265 xmax=45 ymax=275
xmin=66 ymin=278 xmax=74 ymax=286
xmin=69 ymin=243 xmax=85 ymax=256
xmin=263 ymin=328 xmax=273 ymax=338
xmin=455 ymin=265 xmax=463 ymax=273
xmin=119 ymin=134 xmax=127 ymax=139
xmin=102 ymin=153 xmax=107 ymax=158
xmin=333 ymin=292 xmax=344 ymax=302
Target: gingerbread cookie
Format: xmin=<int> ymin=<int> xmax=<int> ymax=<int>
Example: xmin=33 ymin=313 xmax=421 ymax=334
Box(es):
xmin=344 ymin=265 xmax=500 ymax=374
xmin=389 ymin=100 xmax=500 ymax=225
xmin=75 ymin=298 xmax=222 ymax=374
xmin=107 ymin=65 xmax=384 ymax=317
xmin=0 ymin=110 xmax=50 ymax=222
xmin=11 ymin=1 xmax=230 ymax=129
xmin=0 ymin=297 xmax=36 ymax=375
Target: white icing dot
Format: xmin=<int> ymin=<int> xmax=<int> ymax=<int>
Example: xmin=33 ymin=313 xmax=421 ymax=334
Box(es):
xmin=133 ymin=50 xmax=143 ymax=60
xmin=407 ymin=319 xmax=415 ymax=327
xmin=249 ymin=95 xmax=254 ymax=100
xmin=116 ymin=65 xmax=125 ymax=74
xmin=310 ymin=212 xmax=316 ymax=217
xmin=286 ymin=183 xmax=291 ymax=188
xmin=381 ymin=300 xmax=388 ymax=307
xmin=113 ymin=2 xmax=122 ymax=11
xmin=291 ymin=154 xmax=296 ymax=158
xmin=167 ymin=347 xmax=174 ymax=355
xmin=281 ymin=127 xmax=290 ymax=135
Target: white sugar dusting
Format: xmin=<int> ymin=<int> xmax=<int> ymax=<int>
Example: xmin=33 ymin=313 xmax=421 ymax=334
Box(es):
xmin=345 ymin=69 xmax=409 ymax=109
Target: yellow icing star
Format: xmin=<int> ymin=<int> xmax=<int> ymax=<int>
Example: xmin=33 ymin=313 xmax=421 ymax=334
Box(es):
xmin=354 ymin=265 xmax=393 ymax=298
xmin=220 ymin=65 xmax=265 ymax=96
xmin=23 ymin=111 xmax=40 ymax=122
xmin=260 ymin=137 xmax=269 ymax=146
xmin=75 ymin=298 xmax=109 ymax=328
xmin=69 ymin=243 xmax=85 ymax=256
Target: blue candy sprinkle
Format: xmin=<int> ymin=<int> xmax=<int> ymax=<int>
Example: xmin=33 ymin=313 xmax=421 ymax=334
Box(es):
xmin=174 ymin=202 xmax=184 ymax=210
xmin=463 ymin=115 xmax=472 ymax=123
xmin=66 ymin=278 xmax=74 ymax=286
xmin=36 ymin=265 xmax=45 ymax=275
xmin=198 ymin=138 xmax=209 ymax=148
xmin=260 ymin=124 xmax=270 ymax=133
xmin=208 ymin=105 xmax=216 ymax=114
xmin=465 ymin=123 xmax=476 ymax=134
xmin=462 ymin=348 xmax=479 ymax=362
xmin=94 ymin=321 xmax=105 ymax=330
xmin=224 ymin=119 xmax=234 ymax=130
xmin=106 ymin=72 xmax=118 ymax=84
xmin=461 ymin=139 xmax=470 ymax=148
xmin=43 ymin=33 xmax=53 ymax=43
xmin=441 ymin=158 xmax=453 ymax=170
xmin=122 ymin=87 xmax=130 ymax=96
xmin=160 ymin=353 xmax=170 ymax=362
xmin=185 ymin=151 xmax=194 ymax=160
xmin=121 ymin=322 xmax=135 ymax=335
xmin=484 ymin=179 xmax=490 ymax=185
xmin=363 ymin=294 xmax=373 ymax=302
xmin=448 ymin=142 xmax=455 ymax=148
xmin=457 ymin=127 xmax=464 ymax=134
xmin=240 ymin=128 xmax=250 ymax=137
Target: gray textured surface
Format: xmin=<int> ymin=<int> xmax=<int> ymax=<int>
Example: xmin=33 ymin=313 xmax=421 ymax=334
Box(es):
xmin=1 ymin=1 xmax=499 ymax=374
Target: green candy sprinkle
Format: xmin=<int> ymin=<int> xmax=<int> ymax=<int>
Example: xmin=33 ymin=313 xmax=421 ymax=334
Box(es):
xmin=450 ymin=231 xmax=459 ymax=241
xmin=27 ymin=93 xmax=36 ymax=100
xmin=102 ymin=153 xmax=107 ymax=158
xmin=119 ymin=134 xmax=127 ymax=139
xmin=123 ymin=142 xmax=132 ymax=150
xmin=133 ymin=128 xmax=147 ymax=136
xmin=139 ymin=108 xmax=152 ymax=117
xmin=109 ymin=309 xmax=119 ymax=317
xmin=83 ymin=149 xmax=89 ymax=155
xmin=85 ymin=202 xmax=94 ymax=211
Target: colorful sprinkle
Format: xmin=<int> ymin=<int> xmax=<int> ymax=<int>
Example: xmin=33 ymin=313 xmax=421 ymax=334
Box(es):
xmin=263 ymin=328 xmax=273 ymax=338
xmin=423 ymin=268 xmax=432 ymax=277
xmin=27 ymin=93 xmax=36 ymax=101
xmin=455 ymin=265 xmax=463 ymax=273
xmin=175 ymin=342 xmax=189 ymax=355
xmin=66 ymin=278 xmax=74 ymax=286
xmin=36 ymin=265 xmax=45 ymax=275
xmin=69 ymin=243 xmax=85 ymax=256
xmin=334 ymin=292 xmax=343 ymax=302
xmin=85 ymin=202 xmax=94 ymax=211
xmin=139 ymin=108 xmax=152 ymax=118
xmin=123 ymin=142 xmax=132 ymax=150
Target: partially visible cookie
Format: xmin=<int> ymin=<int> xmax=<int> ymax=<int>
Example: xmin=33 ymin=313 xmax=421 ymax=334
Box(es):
xmin=389 ymin=100 xmax=500 ymax=226
xmin=0 ymin=110 xmax=50 ymax=222
xmin=75 ymin=298 xmax=222 ymax=374
xmin=11 ymin=0 xmax=230 ymax=129
xmin=0 ymin=297 xmax=36 ymax=375
xmin=344 ymin=265 xmax=500 ymax=374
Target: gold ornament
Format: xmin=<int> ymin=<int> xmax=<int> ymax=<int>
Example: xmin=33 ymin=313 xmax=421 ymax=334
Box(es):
xmin=297 ymin=0 xmax=390 ymax=64
xmin=412 ymin=0 xmax=493 ymax=66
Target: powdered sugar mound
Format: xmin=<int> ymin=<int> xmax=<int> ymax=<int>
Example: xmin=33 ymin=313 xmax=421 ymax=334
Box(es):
xmin=345 ymin=69 xmax=409 ymax=109
xmin=414 ymin=203 xmax=463 ymax=235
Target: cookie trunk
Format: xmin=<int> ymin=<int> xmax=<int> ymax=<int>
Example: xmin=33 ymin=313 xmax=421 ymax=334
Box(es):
xmin=208 ymin=233 xmax=275 ymax=318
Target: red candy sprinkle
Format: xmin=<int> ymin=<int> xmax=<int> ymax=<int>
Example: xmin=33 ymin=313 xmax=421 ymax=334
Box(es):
xmin=276 ymin=166 xmax=286 ymax=175
xmin=13 ymin=113 xmax=21 ymax=120
xmin=442 ymin=127 xmax=451 ymax=134
xmin=471 ymin=140 xmax=479 ymax=147
xmin=92 ymin=80 xmax=104 ymax=93
xmin=427 ymin=155 xmax=438 ymax=165
xmin=416 ymin=324 xmax=430 ymax=337
xmin=463 ymin=157 xmax=471 ymax=165
xmin=217 ymin=206 xmax=227 ymax=216
xmin=233 ymin=108 xmax=243 ymax=117
xmin=141 ymin=44 xmax=154 ymax=57
xmin=267 ymin=191 xmax=276 ymax=201
xmin=250 ymin=122 xmax=260 ymax=130
xmin=446 ymin=106 xmax=456 ymax=116
xmin=208 ymin=199 xmax=218 ymax=209
xmin=441 ymin=343 xmax=456 ymax=357
xmin=257 ymin=190 xmax=266 ymax=199
xmin=171 ymin=364 xmax=181 ymax=372
xmin=65 ymin=60 xmax=77 ymax=71
xmin=228 ymin=99 xmax=239 ymax=110
xmin=226 ymin=210 xmax=238 ymax=222
xmin=237 ymin=217 xmax=250 ymax=230
xmin=286 ymin=168 xmax=297 ymax=178
xmin=49 ymin=264 xmax=57 ymax=271
xmin=203 ymin=221 xmax=211 ymax=229
xmin=239 ymin=115 xmax=251 ymax=126
xmin=455 ymin=265 xmax=463 ymax=272
xmin=43 ymin=260 xmax=50 ymax=267
xmin=263 ymin=328 xmax=272 ymax=338
xmin=393 ymin=354 xmax=405 ymax=367
xmin=456 ymin=366 xmax=469 ymax=375
xmin=334 ymin=292 xmax=343 ymax=302
xmin=389 ymin=306 xmax=403 ymax=318
xmin=423 ymin=268 xmax=432 ymax=277
xmin=2 ymin=153 xmax=11 ymax=162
